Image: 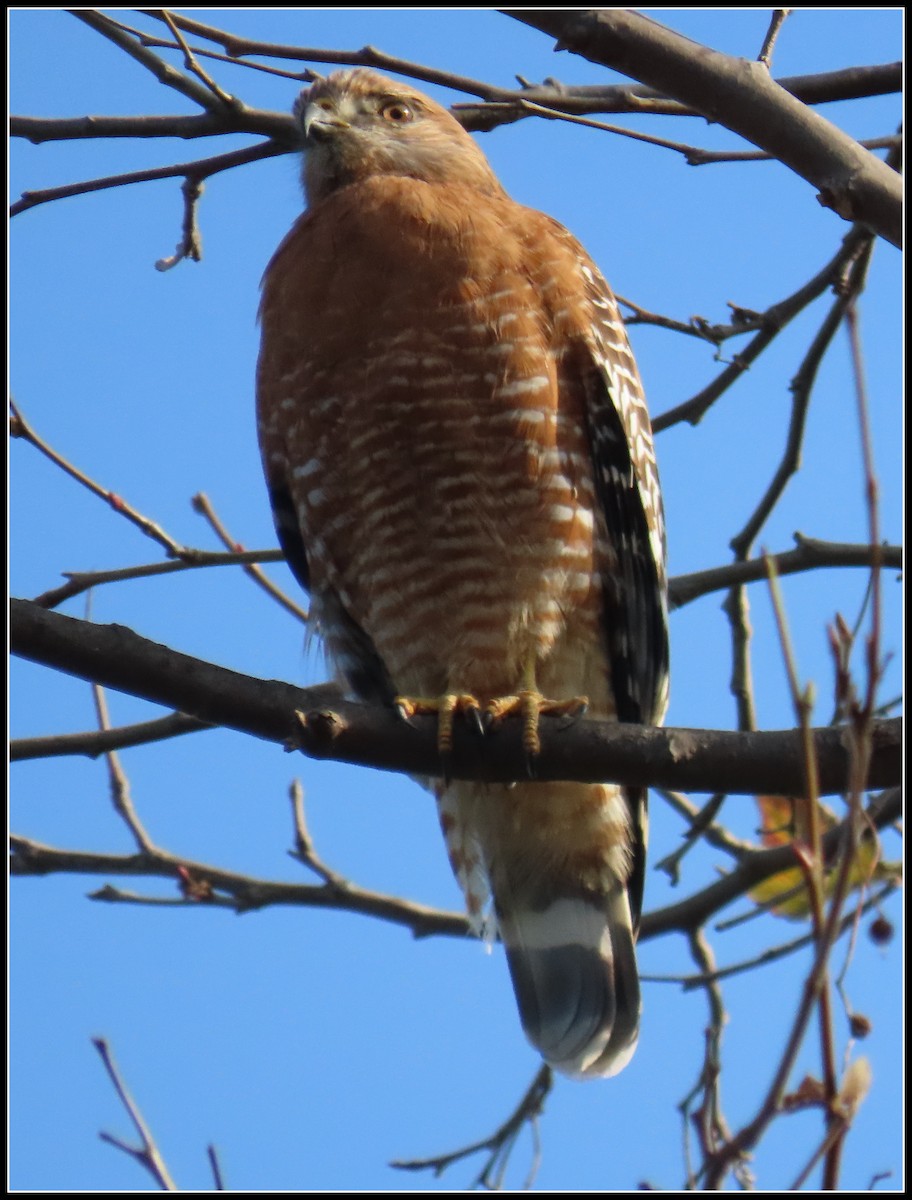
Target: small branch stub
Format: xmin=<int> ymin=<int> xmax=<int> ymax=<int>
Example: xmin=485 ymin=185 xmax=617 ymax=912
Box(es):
xmin=288 ymin=708 xmax=350 ymax=756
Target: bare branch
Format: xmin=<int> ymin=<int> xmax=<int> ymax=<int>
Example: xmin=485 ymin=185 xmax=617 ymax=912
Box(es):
xmin=391 ymin=1063 xmax=552 ymax=1188
xmin=32 ymin=549 xmax=285 ymax=612
xmin=10 ymin=833 xmax=470 ymax=939
xmin=503 ymin=10 xmax=901 ymax=246
xmin=156 ymin=7 xmax=235 ymax=106
xmin=12 ymin=111 xmax=239 ymax=143
xmin=10 ymin=140 xmax=283 ymax=219
xmin=10 ymin=712 xmax=210 ymax=762
xmin=653 ymin=226 xmax=874 ymax=431
xmin=757 ymin=10 xmax=792 ymax=72
xmin=71 ymin=9 xmax=235 ymax=115
xmin=93 ymin=1037 xmax=178 ymax=1191
xmin=10 ymin=600 xmax=902 ymax=796
xmin=10 ymin=400 xmax=187 ymax=556
xmin=10 ymin=793 xmax=899 ymax=948
xmin=669 ymin=534 xmax=901 ymax=610
xmin=730 ymin=242 xmax=875 ymax=559
xmin=191 ymin=492 xmax=308 ymax=622
xmin=642 ymin=789 xmax=901 ymax=939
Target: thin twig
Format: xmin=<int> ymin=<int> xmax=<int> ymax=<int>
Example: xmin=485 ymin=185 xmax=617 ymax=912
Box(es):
xmin=653 ymin=225 xmax=873 ymax=432
xmin=390 ymin=1063 xmax=552 ymax=1188
xmin=655 ymin=793 xmax=731 ymax=883
xmin=10 ymin=833 xmax=471 ymax=939
xmin=654 ymin=789 xmax=753 ymax=860
xmin=32 ymin=548 xmax=285 ymax=611
xmin=207 ymin=1144 xmax=226 ymax=1191
xmin=91 ymin=683 xmax=159 ymax=855
xmin=287 ymin=779 xmax=347 ymax=888
xmin=10 ymin=399 xmax=187 ymax=556
xmin=155 ymin=174 xmax=205 ymax=270
xmin=758 ymin=10 xmax=792 ymax=72
xmin=698 ymin=885 xmax=897 ymax=987
xmin=157 ymin=8 xmax=236 ymax=105
xmin=191 ymin=492 xmax=308 ymax=622
xmin=93 ymin=1037 xmax=178 ymax=1191
xmin=10 ymin=711 xmax=210 ymax=761
xmin=729 ymin=239 xmax=875 ymax=559
xmin=679 ymin=929 xmax=753 ymax=1190
xmin=11 ymin=140 xmax=284 ymax=218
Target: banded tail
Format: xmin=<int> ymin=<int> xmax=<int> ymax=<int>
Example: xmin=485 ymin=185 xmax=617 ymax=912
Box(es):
xmin=437 ymin=778 xmax=645 ymax=1079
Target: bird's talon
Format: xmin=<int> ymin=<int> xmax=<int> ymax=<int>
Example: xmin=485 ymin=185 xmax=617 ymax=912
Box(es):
xmin=393 ymin=692 xmax=483 ymax=756
xmin=439 ymin=750 xmax=454 ymax=787
xmin=557 ymin=699 xmax=589 ymax=730
xmin=467 ymin=703 xmax=486 ymax=737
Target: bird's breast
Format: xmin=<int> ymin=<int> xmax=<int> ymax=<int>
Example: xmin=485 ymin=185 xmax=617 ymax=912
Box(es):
xmin=259 ymin=183 xmax=611 ymax=706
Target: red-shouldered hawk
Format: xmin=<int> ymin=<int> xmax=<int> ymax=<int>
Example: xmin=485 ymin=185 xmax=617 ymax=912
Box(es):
xmin=257 ymin=70 xmax=669 ymax=1078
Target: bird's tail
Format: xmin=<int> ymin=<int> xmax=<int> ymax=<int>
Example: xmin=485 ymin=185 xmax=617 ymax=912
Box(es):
xmin=497 ymin=880 xmax=640 ymax=1078
xmin=437 ymin=779 xmax=644 ymax=1079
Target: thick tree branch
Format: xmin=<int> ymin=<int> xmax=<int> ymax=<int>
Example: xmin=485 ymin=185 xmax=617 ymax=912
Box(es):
xmin=10 ymin=600 xmax=901 ymax=796
xmin=11 ymin=64 xmax=901 ymax=144
xmin=503 ymin=10 xmax=901 ymax=247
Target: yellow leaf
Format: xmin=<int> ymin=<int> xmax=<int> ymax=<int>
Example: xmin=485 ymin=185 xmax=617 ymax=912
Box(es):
xmin=748 ymin=795 xmax=900 ymax=920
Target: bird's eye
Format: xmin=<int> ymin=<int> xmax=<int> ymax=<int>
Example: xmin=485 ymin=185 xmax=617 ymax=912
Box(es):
xmin=380 ymin=101 xmax=414 ymax=125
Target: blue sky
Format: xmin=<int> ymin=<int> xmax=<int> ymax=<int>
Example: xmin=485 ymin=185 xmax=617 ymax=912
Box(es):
xmin=10 ymin=9 xmax=902 ymax=1192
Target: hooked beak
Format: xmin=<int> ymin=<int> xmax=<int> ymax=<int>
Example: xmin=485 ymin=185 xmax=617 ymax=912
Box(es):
xmin=302 ymin=102 xmax=351 ymax=142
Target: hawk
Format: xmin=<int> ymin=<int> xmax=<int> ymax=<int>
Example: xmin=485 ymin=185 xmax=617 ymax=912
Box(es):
xmin=257 ymin=69 xmax=669 ymax=1078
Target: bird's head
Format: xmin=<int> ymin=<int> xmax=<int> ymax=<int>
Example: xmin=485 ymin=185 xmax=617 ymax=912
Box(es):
xmin=294 ymin=69 xmax=504 ymax=206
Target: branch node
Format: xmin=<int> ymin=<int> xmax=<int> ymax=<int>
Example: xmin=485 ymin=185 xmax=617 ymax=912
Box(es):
xmin=287 ymin=708 xmax=350 ymax=756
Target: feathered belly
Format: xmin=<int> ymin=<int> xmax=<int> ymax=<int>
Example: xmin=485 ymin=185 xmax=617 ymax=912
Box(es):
xmin=301 ymin=352 xmax=609 ymax=707
xmin=350 ymin=493 xmax=600 ymax=700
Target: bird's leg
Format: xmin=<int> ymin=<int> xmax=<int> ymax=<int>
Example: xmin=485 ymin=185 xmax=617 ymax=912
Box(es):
xmin=394 ymin=693 xmax=484 ymax=755
xmin=485 ymin=656 xmax=588 ymax=757
xmin=394 ymin=656 xmax=587 ymax=772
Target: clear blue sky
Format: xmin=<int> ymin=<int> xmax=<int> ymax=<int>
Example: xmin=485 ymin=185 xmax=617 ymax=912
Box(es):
xmin=10 ymin=9 xmax=902 ymax=1191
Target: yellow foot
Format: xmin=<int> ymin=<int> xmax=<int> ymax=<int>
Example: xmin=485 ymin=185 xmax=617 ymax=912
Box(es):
xmin=485 ymin=690 xmax=588 ymax=757
xmin=394 ymin=693 xmax=483 ymax=755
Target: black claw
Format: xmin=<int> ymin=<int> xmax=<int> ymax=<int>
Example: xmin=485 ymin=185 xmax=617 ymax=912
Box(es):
xmin=439 ymin=749 xmax=453 ymax=788
xmin=467 ymin=704 xmax=486 ymax=737
xmin=394 ymin=701 xmax=415 ymax=726
xmin=557 ymin=700 xmax=588 ymax=731
xmin=524 ymin=751 xmax=539 ymax=781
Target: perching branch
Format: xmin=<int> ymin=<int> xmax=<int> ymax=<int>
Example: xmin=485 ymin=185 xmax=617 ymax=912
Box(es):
xmin=10 ymin=599 xmax=901 ymax=796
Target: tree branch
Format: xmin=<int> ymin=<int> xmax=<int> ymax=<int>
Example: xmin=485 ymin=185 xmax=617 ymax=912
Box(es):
xmin=10 ymin=599 xmax=901 ymax=796
xmin=10 ymin=833 xmax=470 ymax=939
xmin=10 ymin=712 xmax=210 ymax=762
xmin=668 ymin=534 xmax=902 ymax=611
xmin=641 ymin=789 xmax=901 ymax=939
xmin=502 ymin=10 xmax=902 ymax=247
